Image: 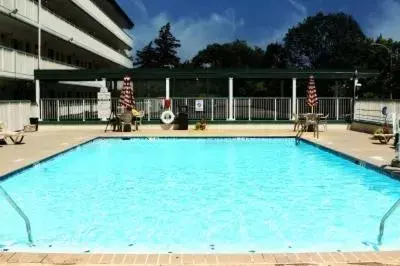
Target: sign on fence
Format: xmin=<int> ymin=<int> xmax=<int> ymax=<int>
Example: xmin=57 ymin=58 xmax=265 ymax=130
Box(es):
xmin=97 ymin=92 xmax=111 ymax=121
xmin=195 ymin=99 xmax=204 ymax=112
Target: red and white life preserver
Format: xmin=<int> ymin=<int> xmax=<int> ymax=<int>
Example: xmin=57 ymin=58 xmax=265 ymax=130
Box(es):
xmin=160 ymin=110 xmax=175 ymax=124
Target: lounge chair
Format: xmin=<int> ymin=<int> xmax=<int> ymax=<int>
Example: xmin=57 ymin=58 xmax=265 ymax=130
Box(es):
xmin=0 ymin=122 xmax=25 ymax=144
xmin=372 ymin=133 xmax=395 ymax=144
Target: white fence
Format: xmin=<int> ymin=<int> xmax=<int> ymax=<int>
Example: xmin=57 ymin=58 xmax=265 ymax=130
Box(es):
xmin=40 ymin=97 xmax=352 ymax=122
xmin=354 ymin=100 xmax=400 ymax=124
xmin=0 ymin=101 xmax=32 ymax=131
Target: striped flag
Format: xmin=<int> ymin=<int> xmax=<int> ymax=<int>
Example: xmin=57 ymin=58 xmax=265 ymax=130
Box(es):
xmin=306 ymin=75 xmax=318 ymax=113
xmin=119 ymin=75 xmax=135 ymax=110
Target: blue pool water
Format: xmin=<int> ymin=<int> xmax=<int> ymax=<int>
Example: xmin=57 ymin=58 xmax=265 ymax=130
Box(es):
xmin=0 ymin=137 xmax=400 ymax=253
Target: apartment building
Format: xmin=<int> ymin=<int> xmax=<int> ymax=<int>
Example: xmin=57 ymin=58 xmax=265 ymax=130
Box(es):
xmin=0 ymin=0 xmax=134 ymax=100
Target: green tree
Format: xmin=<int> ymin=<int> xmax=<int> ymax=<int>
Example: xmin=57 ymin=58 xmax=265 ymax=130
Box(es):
xmin=154 ymin=23 xmax=181 ymax=67
xmin=134 ymin=41 xmax=158 ymax=68
xmin=283 ymin=12 xmax=368 ymax=69
xmin=191 ymin=40 xmax=264 ymax=68
xmin=263 ymin=43 xmax=287 ymax=68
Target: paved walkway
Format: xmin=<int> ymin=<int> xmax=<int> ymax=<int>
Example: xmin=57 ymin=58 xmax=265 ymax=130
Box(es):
xmin=1 ymin=125 xmax=399 ymax=265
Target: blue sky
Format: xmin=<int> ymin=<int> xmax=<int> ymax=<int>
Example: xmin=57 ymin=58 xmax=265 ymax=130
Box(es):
xmin=117 ymin=0 xmax=400 ymax=60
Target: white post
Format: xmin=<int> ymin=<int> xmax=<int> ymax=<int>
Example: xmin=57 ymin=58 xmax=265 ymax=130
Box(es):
xmin=292 ymin=78 xmax=297 ymax=120
xmin=336 ymin=98 xmax=339 ymax=120
xmin=165 ymin=78 xmax=170 ymax=99
xmin=211 ymin=98 xmax=214 ymax=121
xmin=228 ymin=77 xmax=234 ymax=120
xmin=38 ymin=0 xmax=41 ymax=69
xmin=147 ymin=99 xmax=150 ymax=121
xmin=57 ymin=100 xmax=60 ymax=122
xmin=35 ymin=79 xmax=40 ymax=118
xmin=40 ymin=99 xmax=43 ymax=121
xmin=274 ymin=98 xmax=277 ymax=121
xmin=82 ymin=99 xmax=85 ymax=121
xmin=248 ymin=98 xmax=251 ymax=121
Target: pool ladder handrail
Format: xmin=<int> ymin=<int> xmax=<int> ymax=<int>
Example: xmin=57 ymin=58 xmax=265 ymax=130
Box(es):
xmin=377 ymin=198 xmax=400 ymax=245
xmin=295 ymin=127 xmax=305 ymax=145
xmin=0 ymin=185 xmax=33 ymax=246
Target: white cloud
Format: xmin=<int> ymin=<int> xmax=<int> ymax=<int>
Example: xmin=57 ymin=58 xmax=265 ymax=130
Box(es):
xmin=367 ymin=0 xmax=400 ymax=40
xmin=254 ymin=1 xmax=307 ymax=47
xmin=130 ymin=0 xmax=307 ymax=60
xmin=288 ymin=0 xmax=307 ymax=16
xmin=132 ymin=8 xmax=245 ymax=60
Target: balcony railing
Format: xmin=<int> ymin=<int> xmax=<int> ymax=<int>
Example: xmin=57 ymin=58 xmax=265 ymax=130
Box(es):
xmin=0 ymin=45 xmax=79 ymax=79
xmin=70 ymin=0 xmax=133 ymax=48
xmin=40 ymin=97 xmax=353 ymax=122
xmin=0 ymin=0 xmax=132 ymax=68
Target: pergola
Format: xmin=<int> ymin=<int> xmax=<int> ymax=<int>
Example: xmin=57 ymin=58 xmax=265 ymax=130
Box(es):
xmin=34 ymin=68 xmax=378 ymax=120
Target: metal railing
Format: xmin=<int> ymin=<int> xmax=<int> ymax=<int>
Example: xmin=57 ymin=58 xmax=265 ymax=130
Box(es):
xmin=0 ymin=186 xmax=33 ymax=246
xmin=40 ymin=97 xmax=352 ymax=122
xmin=377 ymin=198 xmax=400 ymax=245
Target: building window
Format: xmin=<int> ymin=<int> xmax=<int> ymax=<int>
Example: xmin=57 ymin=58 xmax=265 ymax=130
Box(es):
xmin=48 ymin=49 xmax=54 ymax=59
xmin=60 ymin=54 xmax=64 ymax=62
xmin=67 ymin=56 xmax=71 ymax=64
xmin=55 ymin=52 xmax=59 ymax=61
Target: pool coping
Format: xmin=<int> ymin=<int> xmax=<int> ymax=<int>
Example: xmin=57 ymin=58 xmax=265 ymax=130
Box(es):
xmin=0 ymin=250 xmax=400 ymax=265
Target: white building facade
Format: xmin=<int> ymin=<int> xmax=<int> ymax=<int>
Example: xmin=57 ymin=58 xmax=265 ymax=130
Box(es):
xmin=0 ymin=0 xmax=134 ymax=100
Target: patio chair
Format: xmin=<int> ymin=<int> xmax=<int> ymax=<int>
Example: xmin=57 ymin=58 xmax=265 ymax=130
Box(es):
xmin=0 ymin=122 xmax=25 ymax=144
xmin=304 ymin=114 xmax=319 ymax=138
xmin=318 ymin=114 xmax=329 ymax=131
xmin=119 ymin=111 xmax=134 ymax=132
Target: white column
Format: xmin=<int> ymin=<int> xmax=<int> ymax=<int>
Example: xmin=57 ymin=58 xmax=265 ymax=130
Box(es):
xmin=353 ymin=78 xmax=359 ymax=100
xmin=38 ymin=0 xmax=41 ymax=69
xmin=35 ymin=79 xmax=40 ymax=105
xmin=292 ymin=78 xmax=297 ymax=119
xmin=228 ymin=77 xmax=234 ymax=120
xmin=165 ymin=77 xmax=170 ymax=99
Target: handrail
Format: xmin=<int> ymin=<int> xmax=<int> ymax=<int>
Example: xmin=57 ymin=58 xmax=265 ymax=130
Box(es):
xmin=0 ymin=186 xmax=33 ymax=246
xmin=295 ymin=127 xmax=304 ymax=145
xmin=377 ymin=198 xmax=400 ymax=245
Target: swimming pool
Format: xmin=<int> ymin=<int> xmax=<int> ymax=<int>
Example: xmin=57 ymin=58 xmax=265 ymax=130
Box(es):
xmin=0 ymin=137 xmax=399 ymax=253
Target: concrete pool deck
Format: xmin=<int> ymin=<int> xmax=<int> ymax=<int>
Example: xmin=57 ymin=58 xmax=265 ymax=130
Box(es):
xmin=1 ymin=124 xmax=400 ymax=265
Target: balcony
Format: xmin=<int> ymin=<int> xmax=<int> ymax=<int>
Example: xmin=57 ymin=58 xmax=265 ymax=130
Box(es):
xmin=70 ymin=0 xmax=133 ymax=48
xmin=0 ymin=0 xmax=132 ymax=68
xmin=0 ymin=45 xmax=79 ymax=80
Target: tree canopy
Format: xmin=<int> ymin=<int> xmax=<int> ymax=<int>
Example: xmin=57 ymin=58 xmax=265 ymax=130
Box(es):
xmin=134 ymin=12 xmax=400 ymax=98
xmin=135 ymin=23 xmax=181 ymax=68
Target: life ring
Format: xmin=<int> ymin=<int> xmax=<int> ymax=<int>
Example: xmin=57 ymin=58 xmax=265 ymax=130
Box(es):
xmin=160 ymin=110 xmax=175 ymax=124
